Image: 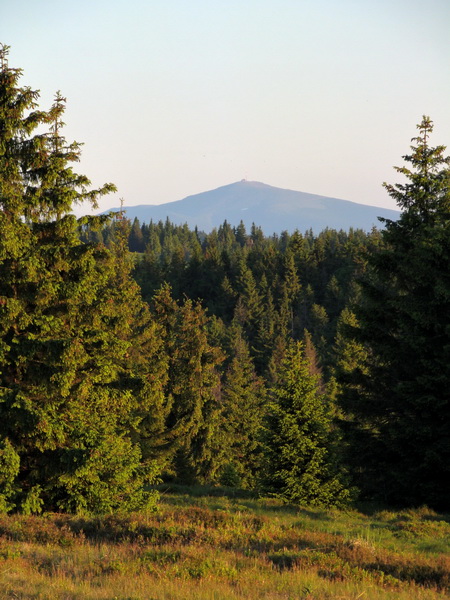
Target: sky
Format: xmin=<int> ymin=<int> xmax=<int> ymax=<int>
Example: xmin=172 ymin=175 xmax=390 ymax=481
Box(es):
xmin=3 ymin=0 xmax=450 ymax=217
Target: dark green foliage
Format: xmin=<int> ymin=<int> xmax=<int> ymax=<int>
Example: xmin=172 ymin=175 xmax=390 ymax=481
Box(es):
xmin=263 ymin=341 xmax=350 ymax=507
xmin=216 ymin=324 xmax=267 ymax=488
xmin=150 ymin=284 xmax=224 ymax=484
xmin=128 ymin=217 xmax=145 ymax=252
xmin=340 ymin=117 xmax=450 ymax=508
xmin=0 ymin=439 xmax=20 ymax=512
xmin=128 ymin=218 xmax=377 ymax=379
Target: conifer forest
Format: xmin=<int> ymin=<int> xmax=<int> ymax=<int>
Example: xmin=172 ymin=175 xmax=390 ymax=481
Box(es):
xmin=1 ymin=44 xmax=450 ymax=517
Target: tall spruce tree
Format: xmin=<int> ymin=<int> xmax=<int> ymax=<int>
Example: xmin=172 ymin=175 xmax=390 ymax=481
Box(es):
xmin=0 ymin=46 xmax=166 ymax=513
xmin=151 ymin=284 xmax=224 ymax=483
xmin=217 ymin=324 xmax=267 ymax=488
xmin=341 ymin=117 xmax=450 ymax=508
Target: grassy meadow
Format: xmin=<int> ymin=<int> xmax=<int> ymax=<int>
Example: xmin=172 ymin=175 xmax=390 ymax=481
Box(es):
xmin=1 ymin=486 xmax=449 ymax=600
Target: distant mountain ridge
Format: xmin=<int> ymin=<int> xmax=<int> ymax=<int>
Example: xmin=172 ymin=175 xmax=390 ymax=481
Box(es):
xmin=105 ymin=180 xmax=400 ymax=234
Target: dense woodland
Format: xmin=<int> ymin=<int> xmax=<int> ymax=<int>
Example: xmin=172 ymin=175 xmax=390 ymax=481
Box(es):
xmin=1 ymin=45 xmax=449 ymax=515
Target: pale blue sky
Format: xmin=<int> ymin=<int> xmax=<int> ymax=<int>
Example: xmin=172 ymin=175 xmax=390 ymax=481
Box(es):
xmin=3 ymin=0 xmax=450 ymax=216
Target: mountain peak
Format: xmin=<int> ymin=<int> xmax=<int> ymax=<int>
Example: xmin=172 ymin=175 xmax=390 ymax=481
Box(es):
xmin=106 ymin=181 xmax=399 ymax=234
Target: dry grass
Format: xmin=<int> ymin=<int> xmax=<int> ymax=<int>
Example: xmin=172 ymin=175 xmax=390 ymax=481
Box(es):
xmin=0 ymin=489 xmax=449 ymax=599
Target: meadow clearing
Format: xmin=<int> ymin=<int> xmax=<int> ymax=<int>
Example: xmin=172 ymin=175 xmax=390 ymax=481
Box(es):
xmin=1 ymin=486 xmax=449 ymax=600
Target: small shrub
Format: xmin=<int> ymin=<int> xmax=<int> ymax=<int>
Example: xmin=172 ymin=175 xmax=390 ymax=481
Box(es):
xmin=142 ymin=549 xmax=182 ymax=566
xmin=268 ymin=549 xmax=301 ymax=571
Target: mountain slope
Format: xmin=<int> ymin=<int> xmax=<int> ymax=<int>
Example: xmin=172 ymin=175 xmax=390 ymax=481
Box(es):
xmin=106 ymin=181 xmax=399 ymax=233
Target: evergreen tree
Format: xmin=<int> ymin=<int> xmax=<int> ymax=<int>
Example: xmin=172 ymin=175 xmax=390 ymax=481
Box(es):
xmin=128 ymin=216 xmax=145 ymax=252
xmin=279 ymin=248 xmax=301 ymax=337
xmin=235 ymin=220 xmax=248 ymax=247
xmin=263 ymin=341 xmax=349 ymax=507
xmin=341 ymin=117 xmax=450 ymax=508
xmin=151 ymin=284 xmax=224 ymax=483
xmin=217 ymin=324 xmax=267 ymax=488
xmin=0 ymin=46 xmax=166 ymax=513
xmin=255 ymin=286 xmax=278 ymax=375
xmin=234 ymin=258 xmax=263 ymax=349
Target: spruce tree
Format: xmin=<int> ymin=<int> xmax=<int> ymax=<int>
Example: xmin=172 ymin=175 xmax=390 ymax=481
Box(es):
xmin=217 ymin=324 xmax=267 ymax=488
xmin=151 ymin=284 xmax=224 ymax=483
xmin=0 ymin=46 xmax=166 ymax=513
xmin=128 ymin=216 xmax=145 ymax=252
xmin=341 ymin=117 xmax=450 ymax=508
xmin=234 ymin=258 xmax=263 ymax=349
xmin=263 ymin=341 xmax=349 ymax=507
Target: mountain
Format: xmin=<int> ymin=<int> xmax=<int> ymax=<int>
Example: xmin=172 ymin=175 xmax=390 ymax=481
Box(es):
xmin=105 ymin=181 xmax=400 ymax=234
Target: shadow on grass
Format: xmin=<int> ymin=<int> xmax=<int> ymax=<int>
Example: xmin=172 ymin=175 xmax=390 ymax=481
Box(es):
xmin=155 ymin=483 xmax=256 ymax=499
xmin=156 ymin=483 xmax=333 ymax=521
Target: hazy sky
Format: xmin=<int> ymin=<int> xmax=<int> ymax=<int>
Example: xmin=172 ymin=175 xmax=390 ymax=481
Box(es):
xmin=4 ymin=0 xmax=450 ymax=216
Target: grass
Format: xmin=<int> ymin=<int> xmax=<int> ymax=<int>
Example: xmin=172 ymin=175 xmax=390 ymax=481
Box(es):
xmin=0 ymin=487 xmax=449 ymax=599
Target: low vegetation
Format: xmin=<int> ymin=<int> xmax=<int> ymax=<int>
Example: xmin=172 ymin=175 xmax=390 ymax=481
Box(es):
xmin=1 ymin=488 xmax=449 ymax=599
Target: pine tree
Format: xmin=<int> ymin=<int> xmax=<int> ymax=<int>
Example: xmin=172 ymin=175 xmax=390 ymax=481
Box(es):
xmin=341 ymin=117 xmax=450 ymax=508
xmin=263 ymin=341 xmax=349 ymax=507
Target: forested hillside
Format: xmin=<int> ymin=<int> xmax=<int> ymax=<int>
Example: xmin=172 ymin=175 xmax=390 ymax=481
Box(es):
xmin=1 ymin=46 xmax=449 ymax=514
